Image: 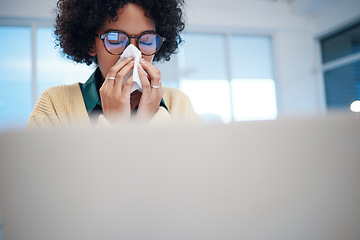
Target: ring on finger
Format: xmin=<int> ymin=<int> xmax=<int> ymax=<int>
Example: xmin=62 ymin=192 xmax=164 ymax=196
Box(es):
xmin=150 ymin=80 xmax=161 ymax=88
xmin=106 ymin=76 xmax=116 ymax=80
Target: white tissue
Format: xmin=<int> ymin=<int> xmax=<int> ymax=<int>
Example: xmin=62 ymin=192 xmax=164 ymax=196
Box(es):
xmin=117 ymin=44 xmax=142 ymax=93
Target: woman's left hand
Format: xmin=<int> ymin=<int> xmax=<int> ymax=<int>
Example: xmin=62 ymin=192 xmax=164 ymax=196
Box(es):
xmin=136 ymin=60 xmax=164 ymax=121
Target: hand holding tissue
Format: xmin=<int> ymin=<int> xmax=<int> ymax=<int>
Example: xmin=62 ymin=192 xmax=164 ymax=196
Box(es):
xmin=117 ymin=44 xmax=143 ymax=93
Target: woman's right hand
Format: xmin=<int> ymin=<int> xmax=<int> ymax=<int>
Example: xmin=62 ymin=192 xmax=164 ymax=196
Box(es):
xmin=99 ymin=58 xmax=135 ymax=123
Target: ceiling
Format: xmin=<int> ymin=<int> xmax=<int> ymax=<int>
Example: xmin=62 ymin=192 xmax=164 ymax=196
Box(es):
xmin=235 ymin=0 xmax=338 ymax=16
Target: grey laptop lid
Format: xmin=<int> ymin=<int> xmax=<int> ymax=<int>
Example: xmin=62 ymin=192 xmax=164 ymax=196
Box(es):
xmin=1 ymin=116 xmax=360 ymax=240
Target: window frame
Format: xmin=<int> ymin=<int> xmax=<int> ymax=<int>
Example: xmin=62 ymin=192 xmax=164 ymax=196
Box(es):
xmin=181 ymin=28 xmax=277 ymax=122
xmin=0 ymin=17 xmax=54 ymax=107
xmin=318 ymin=20 xmax=360 ymax=112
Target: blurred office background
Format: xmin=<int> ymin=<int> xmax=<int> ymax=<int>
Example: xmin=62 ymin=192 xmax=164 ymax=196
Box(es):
xmin=0 ymin=0 xmax=359 ymax=130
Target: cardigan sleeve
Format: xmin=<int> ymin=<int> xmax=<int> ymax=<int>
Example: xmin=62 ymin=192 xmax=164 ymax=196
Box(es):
xmin=27 ymin=84 xmax=91 ymax=129
xmin=27 ymin=88 xmax=63 ymax=128
xmin=28 ymin=86 xmax=201 ymax=128
xmin=162 ymin=87 xmax=203 ymax=123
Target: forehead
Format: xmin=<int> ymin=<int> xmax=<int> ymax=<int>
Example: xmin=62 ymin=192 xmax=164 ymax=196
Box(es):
xmin=101 ymin=3 xmax=155 ymax=36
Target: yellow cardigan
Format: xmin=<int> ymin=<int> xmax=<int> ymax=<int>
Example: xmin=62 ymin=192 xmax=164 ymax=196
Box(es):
xmin=28 ymin=83 xmax=202 ymax=128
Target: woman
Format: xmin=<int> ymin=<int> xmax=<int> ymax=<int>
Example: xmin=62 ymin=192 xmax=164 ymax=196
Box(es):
xmin=28 ymin=0 xmax=201 ymax=128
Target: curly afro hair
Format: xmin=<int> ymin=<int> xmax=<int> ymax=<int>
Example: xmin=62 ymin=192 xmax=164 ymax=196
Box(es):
xmin=54 ymin=0 xmax=185 ymax=65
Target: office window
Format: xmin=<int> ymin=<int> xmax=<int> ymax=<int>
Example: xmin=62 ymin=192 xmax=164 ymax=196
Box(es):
xmin=179 ymin=33 xmax=276 ymax=122
xmin=230 ymin=36 xmax=276 ymax=121
xmin=180 ymin=80 xmax=232 ymax=122
xmin=321 ymin=22 xmax=360 ymax=111
xmin=179 ymin=33 xmax=231 ymax=122
xmin=324 ymin=61 xmax=360 ymax=109
xmin=321 ymin=23 xmax=360 ymax=63
xmin=0 ymin=25 xmax=95 ymax=131
xmin=0 ymin=26 xmax=32 ymax=130
xmin=231 ymin=79 xmax=277 ymax=121
xmin=36 ymin=27 xmax=94 ymax=97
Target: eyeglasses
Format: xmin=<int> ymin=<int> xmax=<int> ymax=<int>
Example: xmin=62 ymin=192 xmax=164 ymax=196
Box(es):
xmin=95 ymin=30 xmax=166 ymax=56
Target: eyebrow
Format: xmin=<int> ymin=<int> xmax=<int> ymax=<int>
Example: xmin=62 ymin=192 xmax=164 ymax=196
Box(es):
xmin=103 ymin=29 xmax=156 ymax=36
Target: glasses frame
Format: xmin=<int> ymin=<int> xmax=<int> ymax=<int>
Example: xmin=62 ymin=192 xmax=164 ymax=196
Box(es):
xmin=95 ymin=30 xmax=166 ymax=56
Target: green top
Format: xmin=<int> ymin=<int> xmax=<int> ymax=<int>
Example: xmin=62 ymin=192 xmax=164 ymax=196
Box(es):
xmin=79 ymin=68 xmax=168 ymax=116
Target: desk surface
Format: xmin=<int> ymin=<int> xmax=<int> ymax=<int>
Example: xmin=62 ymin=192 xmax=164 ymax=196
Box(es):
xmin=1 ymin=116 xmax=360 ymax=240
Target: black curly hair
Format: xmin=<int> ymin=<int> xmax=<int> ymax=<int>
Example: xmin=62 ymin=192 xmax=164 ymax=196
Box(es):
xmin=54 ymin=0 xmax=185 ymax=65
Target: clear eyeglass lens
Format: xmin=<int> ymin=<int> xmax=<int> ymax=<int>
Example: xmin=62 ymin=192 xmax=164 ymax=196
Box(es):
xmin=104 ymin=32 xmax=129 ymax=54
xmin=139 ymin=34 xmax=160 ymax=55
xmin=104 ymin=32 xmax=162 ymax=55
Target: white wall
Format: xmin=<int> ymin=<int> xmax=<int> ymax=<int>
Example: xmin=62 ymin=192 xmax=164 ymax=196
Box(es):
xmin=185 ymin=0 xmax=313 ymax=32
xmin=0 ymin=0 xmax=57 ymax=19
xmin=272 ymin=32 xmax=321 ymax=117
xmin=299 ymin=0 xmax=360 ymax=36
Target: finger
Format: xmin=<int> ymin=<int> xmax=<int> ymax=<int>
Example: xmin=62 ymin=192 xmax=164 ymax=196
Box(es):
xmin=113 ymin=60 xmax=135 ymax=91
xmin=100 ymin=75 xmax=114 ymax=97
xmin=122 ymin=75 xmax=135 ymax=97
xmin=138 ymin=64 xmax=151 ymax=95
xmin=139 ymin=59 xmax=161 ymax=86
xmin=107 ymin=57 xmax=133 ymax=80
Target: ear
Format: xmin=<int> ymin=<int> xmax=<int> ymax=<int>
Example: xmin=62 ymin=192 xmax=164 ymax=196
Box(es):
xmin=88 ymin=45 xmax=96 ymax=57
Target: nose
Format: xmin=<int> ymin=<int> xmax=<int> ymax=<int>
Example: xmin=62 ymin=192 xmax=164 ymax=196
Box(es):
xmin=129 ymin=37 xmax=138 ymax=48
